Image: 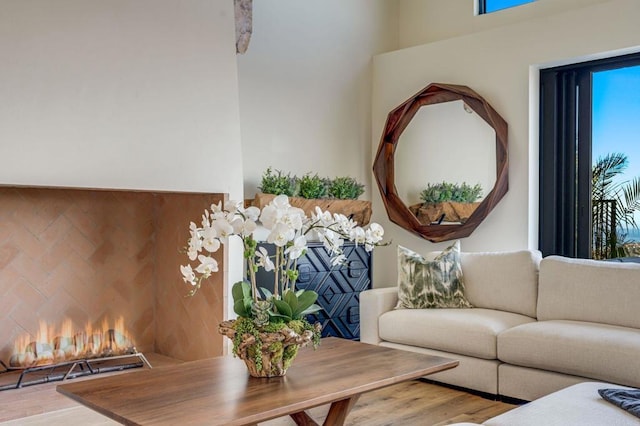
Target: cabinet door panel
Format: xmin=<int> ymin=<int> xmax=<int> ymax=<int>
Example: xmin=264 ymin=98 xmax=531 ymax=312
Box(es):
xmin=250 ymin=241 xmax=371 ymax=339
xmin=314 ymin=291 xmax=360 ymax=319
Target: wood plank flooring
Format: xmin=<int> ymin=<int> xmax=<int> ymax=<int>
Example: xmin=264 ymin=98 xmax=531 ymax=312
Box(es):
xmin=0 ymin=353 xmax=182 ymax=423
xmin=264 ymin=380 xmax=516 ymax=426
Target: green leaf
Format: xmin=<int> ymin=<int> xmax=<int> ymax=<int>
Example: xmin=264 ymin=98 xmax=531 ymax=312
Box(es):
xmin=259 ymin=287 xmax=273 ymax=300
xmin=244 ymin=298 xmax=253 ymax=316
xmin=273 ymin=299 xmax=293 ymax=320
xmin=300 ymin=303 xmax=322 ymax=316
xmin=295 ymin=290 xmax=318 ymax=315
xmin=283 ymin=290 xmax=298 ymax=314
xmin=234 ymin=299 xmax=249 ymax=317
xmin=232 ymin=281 xmax=251 ymax=303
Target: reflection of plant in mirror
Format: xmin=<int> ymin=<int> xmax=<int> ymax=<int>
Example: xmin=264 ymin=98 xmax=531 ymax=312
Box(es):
xmin=328 ymin=177 xmax=365 ymax=200
xmin=259 ymin=167 xmax=297 ymax=196
xmin=420 ymin=182 xmax=483 ymax=204
xmin=298 ymin=173 xmax=329 ymax=199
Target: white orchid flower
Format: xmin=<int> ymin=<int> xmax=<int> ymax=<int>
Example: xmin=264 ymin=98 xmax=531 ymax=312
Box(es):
xmin=267 ymin=222 xmax=295 ymax=247
xmin=259 ymin=204 xmax=280 ymax=230
xmin=187 ymin=246 xmax=198 ymax=261
xmin=180 ymin=265 xmax=197 ymax=286
xmin=320 ymin=233 xmax=345 ymax=257
xmin=201 ymin=210 xmax=211 ymax=228
xmin=335 ymin=214 xmax=357 ymax=235
xmin=187 ymin=222 xmax=203 ymax=260
xmin=242 ymin=219 xmax=257 ymax=236
xmin=350 ymin=226 xmax=366 ymax=245
xmin=285 ymin=235 xmax=307 ymax=260
xmin=330 ymin=253 xmax=347 ymax=266
xmin=181 ymin=194 xmax=386 ymax=299
xmin=367 ymin=222 xmax=384 ymax=242
xmin=312 ymin=206 xmax=333 ymax=226
xmin=201 ymin=226 xmax=220 ymax=253
xmin=224 ymin=200 xmax=242 ymax=215
xmin=243 ymin=206 xmax=260 ymax=222
xmin=209 ymin=201 xmax=226 ymax=220
xmin=213 ymin=218 xmax=234 ymax=243
xmin=272 ymin=194 xmax=291 ymax=209
xmin=284 ymin=207 xmax=305 ymax=230
xmin=230 ymin=217 xmax=244 ymax=235
xmin=231 ymin=217 xmax=257 ymax=237
xmin=195 ymin=255 xmax=219 ymax=276
xmin=255 ymin=246 xmax=275 ymax=271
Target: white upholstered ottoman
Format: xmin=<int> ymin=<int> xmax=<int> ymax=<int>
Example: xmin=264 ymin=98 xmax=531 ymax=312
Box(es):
xmin=451 ymin=382 xmax=640 ymax=426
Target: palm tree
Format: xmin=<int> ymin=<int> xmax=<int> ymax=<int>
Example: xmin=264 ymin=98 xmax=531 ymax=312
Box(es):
xmin=592 ymin=153 xmax=640 ymax=259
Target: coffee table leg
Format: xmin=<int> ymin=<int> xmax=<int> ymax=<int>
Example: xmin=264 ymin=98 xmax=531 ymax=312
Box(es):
xmin=289 ymin=394 xmax=362 ymax=426
xmin=290 ymin=410 xmax=320 ymax=425
xmin=323 ymin=395 xmax=361 ymax=426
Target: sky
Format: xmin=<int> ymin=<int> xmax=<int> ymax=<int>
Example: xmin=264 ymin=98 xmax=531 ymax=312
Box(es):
xmin=592 ymin=65 xmax=640 ymax=232
xmin=485 ymin=0 xmax=535 ymax=13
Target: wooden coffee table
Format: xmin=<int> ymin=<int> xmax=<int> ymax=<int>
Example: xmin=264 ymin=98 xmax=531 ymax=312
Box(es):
xmin=57 ymin=337 xmax=458 ymax=425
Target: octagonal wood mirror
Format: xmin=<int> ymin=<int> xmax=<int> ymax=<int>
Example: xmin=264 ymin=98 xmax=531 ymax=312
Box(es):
xmin=373 ymin=83 xmax=508 ymax=242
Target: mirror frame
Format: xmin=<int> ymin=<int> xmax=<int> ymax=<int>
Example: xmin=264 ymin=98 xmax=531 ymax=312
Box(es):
xmin=373 ymin=83 xmax=508 ymax=242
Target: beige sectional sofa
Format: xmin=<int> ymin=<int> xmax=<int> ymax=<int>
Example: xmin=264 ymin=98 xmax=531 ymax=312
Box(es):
xmin=360 ymin=251 xmax=640 ymax=401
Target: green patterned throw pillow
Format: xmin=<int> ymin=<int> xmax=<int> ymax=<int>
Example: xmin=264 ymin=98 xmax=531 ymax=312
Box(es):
xmin=395 ymin=241 xmax=472 ymax=309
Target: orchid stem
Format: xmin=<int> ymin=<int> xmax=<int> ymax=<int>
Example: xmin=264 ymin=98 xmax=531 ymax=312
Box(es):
xmin=274 ymin=246 xmax=280 ymax=298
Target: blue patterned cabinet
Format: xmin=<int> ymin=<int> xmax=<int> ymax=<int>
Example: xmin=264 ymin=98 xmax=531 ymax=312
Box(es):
xmin=252 ymin=242 xmax=372 ymax=340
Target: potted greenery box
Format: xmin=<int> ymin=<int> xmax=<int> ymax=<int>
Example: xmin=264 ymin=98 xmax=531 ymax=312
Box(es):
xmin=251 ymin=168 xmax=372 ymax=225
xmin=409 ymin=182 xmax=483 ymax=224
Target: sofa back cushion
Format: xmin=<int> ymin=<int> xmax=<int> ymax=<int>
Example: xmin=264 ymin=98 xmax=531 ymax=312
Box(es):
xmin=460 ymin=250 xmax=541 ymax=318
xmin=538 ymin=256 xmax=640 ymax=328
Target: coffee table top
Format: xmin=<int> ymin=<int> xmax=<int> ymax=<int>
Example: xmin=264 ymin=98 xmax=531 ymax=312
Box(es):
xmin=57 ymin=338 xmax=458 ymax=425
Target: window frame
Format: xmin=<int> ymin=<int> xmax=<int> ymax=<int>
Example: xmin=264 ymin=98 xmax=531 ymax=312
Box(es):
xmin=538 ymin=52 xmax=640 ymax=258
xmin=478 ymin=0 xmax=535 ymax=15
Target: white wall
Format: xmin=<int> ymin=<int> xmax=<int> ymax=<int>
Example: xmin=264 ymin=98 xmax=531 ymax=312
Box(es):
xmin=372 ymin=0 xmax=640 ymax=286
xmin=0 ymin=0 xmax=243 ymax=200
xmin=397 ymin=0 xmax=609 ymax=48
xmin=237 ymin=0 xmax=398 ymax=200
xmin=0 ymin=0 xmax=244 ymax=322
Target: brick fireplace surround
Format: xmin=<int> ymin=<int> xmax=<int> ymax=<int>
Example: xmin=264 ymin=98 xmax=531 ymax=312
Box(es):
xmin=0 ymin=186 xmax=227 ymax=367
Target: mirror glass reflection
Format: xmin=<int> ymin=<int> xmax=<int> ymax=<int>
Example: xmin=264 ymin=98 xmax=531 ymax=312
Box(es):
xmin=395 ymin=100 xmax=496 ymax=210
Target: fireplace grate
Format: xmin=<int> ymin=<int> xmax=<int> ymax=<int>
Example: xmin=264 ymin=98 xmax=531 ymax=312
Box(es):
xmin=0 ymin=352 xmax=152 ymax=391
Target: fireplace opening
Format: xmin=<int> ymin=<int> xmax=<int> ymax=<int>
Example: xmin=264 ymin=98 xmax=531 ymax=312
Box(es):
xmin=9 ymin=317 xmax=135 ymax=368
xmin=0 ymin=317 xmax=152 ymax=391
xmin=0 ymin=186 xmax=226 ymax=395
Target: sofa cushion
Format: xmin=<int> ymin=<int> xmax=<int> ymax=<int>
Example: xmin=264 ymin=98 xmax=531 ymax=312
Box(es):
xmin=538 ymin=256 xmax=640 ymax=328
xmin=460 ymin=250 xmax=541 ymax=318
xmin=498 ymin=320 xmax=640 ymax=388
xmin=379 ymin=308 xmax=535 ymax=359
xmin=396 ymin=242 xmax=472 ymax=309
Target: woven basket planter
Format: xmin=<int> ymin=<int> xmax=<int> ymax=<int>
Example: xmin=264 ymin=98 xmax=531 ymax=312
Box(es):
xmin=218 ymin=319 xmax=320 ymax=378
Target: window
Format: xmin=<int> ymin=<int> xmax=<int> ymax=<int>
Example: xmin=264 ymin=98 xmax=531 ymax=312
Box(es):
xmin=479 ymin=0 xmax=535 ymax=14
xmin=539 ymin=52 xmax=640 ymax=259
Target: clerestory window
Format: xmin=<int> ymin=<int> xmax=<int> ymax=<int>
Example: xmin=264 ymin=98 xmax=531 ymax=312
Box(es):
xmin=478 ymin=0 xmax=535 ymax=14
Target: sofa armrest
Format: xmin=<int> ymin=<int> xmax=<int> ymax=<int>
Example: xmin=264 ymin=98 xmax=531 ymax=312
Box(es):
xmin=359 ymin=287 xmax=398 ymax=345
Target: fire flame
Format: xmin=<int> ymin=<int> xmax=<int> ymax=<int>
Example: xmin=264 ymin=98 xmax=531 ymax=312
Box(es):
xmin=9 ymin=317 xmax=135 ymax=368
